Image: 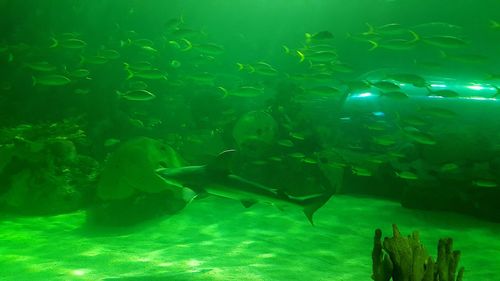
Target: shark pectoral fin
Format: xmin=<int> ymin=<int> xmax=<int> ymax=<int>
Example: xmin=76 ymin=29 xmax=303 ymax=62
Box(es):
xmin=275 ymin=204 xmax=286 ymax=212
xmin=240 ymin=199 xmax=257 ymax=208
xmin=302 ymin=189 xmax=335 ymax=226
xmin=181 ymin=187 xmax=197 ymax=204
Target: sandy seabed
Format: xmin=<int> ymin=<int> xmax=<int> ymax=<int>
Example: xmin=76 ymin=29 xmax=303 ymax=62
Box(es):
xmin=1 ymin=195 xmax=499 ymax=281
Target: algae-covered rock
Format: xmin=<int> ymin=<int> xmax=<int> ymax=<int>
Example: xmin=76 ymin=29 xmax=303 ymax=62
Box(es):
xmin=0 ymin=144 xmax=14 ymax=174
xmin=0 ymin=121 xmax=98 ymax=215
xmin=96 ymin=137 xmax=185 ymax=201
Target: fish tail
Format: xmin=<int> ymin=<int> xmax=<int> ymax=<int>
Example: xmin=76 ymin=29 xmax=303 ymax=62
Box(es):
xmin=490 ymin=19 xmax=500 ymax=29
xmin=120 ymin=39 xmax=131 ymax=47
xmin=78 ymin=55 xmax=86 ymax=65
xmin=217 ymin=86 xmax=229 ymax=98
xmin=236 ymin=63 xmax=245 ymax=71
xmin=305 ymin=32 xmax=312 ymax=44
xmin=302 ymin=189 xmax=335 ymax=225
xmin=408 ymin=29 xmax=420 ymax=43
xmin=296 ymin=50 xmax=305 ymax=63
xmin=32 ymin=76 xmax=37 ymax=86
xmin=49 ymin=37 xmax=58 ymax=48
xmin=180 ymin=38 xmax=192 ymax=51
xmin=125 ymin=69 xmax=134 ymax=80
xmin=363 ymin=22 xmax=375 ymax=35
xmin=493 ymin=85 xmax=500 ymax=98
xmin=282 ymin=45 xmax=290 ymax=54
xmin=368 ymin=40 xmax=378 ymax=51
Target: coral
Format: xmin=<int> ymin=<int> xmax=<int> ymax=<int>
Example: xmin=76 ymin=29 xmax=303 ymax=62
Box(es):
xmin=372 ymin=224 xmax=464 ymax=281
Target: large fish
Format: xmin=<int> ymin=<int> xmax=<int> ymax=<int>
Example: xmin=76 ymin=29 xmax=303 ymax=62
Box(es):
xmin=156 ymin=150 xmax=335 ymax=225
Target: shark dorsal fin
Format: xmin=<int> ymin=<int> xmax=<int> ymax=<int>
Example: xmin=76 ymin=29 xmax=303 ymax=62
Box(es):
xmin=206 ymin=149 xmax=236 ymax=175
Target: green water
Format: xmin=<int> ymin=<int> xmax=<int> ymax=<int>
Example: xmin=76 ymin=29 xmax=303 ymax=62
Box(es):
xmin=1 ymin=0 xmax=500 ymax=280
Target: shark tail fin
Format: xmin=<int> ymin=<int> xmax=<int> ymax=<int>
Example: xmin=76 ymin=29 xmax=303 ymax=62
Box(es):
xmin=302 ymin=189 xmax=335 ymax=226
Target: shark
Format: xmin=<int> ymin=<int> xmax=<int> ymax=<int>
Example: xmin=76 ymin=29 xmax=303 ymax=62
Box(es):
xmin=156 ymin=150 xmax=335 ymax=225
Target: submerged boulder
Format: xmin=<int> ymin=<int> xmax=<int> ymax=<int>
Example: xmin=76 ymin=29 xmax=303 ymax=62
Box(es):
xmin=89 ymin=137 xmax=192 ymax=226
xmin=96 ymin=137 xmax=185 ymax=201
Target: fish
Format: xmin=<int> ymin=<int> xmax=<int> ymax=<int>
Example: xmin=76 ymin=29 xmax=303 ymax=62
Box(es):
xmin=302 ymin=157 xmax=318 ymax=164
xmin=380 ymin=90 xmax=409 ymax=99
xmin=50 ymin=37 xmax=87 ymax=49
xmin=411 ymin=22 xmax=463 ymax=35
xmin=170 ymin=27 xmax=205 ymax=38
xmin=387 ymin=73 xmax=427 ymax=87
xmin=126 ymin=69 xmax=168 ymax=80
xmin=489 ymin=19 xmax=500 ymax=30
xmin=347 ymin=80 xmax=372 ymax=92
xmin=403 ymin=127 xmax=437 ymax=145
xmin=395 ymin=171 xmax=418 ymax=180
xmin=156 ymin=150 xmax=335 ymax=225
xmin=32 ymin=74 xmax=71 ymax=86
xmin=192 ymin=43 xmax=225 ymax=55
xmin=305 ymin=31 xmax=334 ymax=43
xmin=24 ymin=61 xmax=57 ymax=72
xmin=297 ymin=50 xmax=338 ymax=63
xmin=289 ymin=152 xmax=306 ymax=159
xmin=367 ymin=30 xmax=419 ymax=51
xmin=124 ymin=61 xmax=154 ymax=72
xmin=104 ymin=138 xmax=121 ymax=147
xmin=363 ymin=23 xmax=409 ymax=36
xmin=372 ymin=135 xmax=397 ymax=146
xmin=422 ymin=35 xmax=467 ymax=48
xmin=67 ymin=68 xmax=91 ymax=78
xmin=440 ymin=163 xmax=460 ymax=173
xmin=164 ymin=16 xmax=184 ymax=31
xmin=237 ymin=62 xmax=278 ymax=76
xmin=170 ymin=60 xmax=182 ymax=68
xmin=218 ymin=86 xmax=264 ymax=98
xmin=277 ymin=139 xmax=294 ymax=147
xmin=99 ymin=49 xmax=121 ymax=60
xmin=185 ymin=72 xmax=216 ymax=84
xmin=306 ymin=86 xmax=341 ymax=97
xmin=427 ymin=89 xmax=460 ymax=98
xmin=167 ymin=38 xmax=193 ymax=51
xmin=371 ymin=80 xmax=401 ymax=91
xmin=116 ymin=89 xmax=156 ymax=101
xmin=440 ymin=51 xmax=488 ymax=64
xmin=352 ymin=166 xmax=372 ymax=176
xmin=80 ymin=55 xmax=108 ymax=65
xmin=472 ymin=179 xmax=497 ymax=188
xmin=418 ymin=106 xmax=457 ymax=118
xmin=329 ymin=62 xmax=355 ymax=73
